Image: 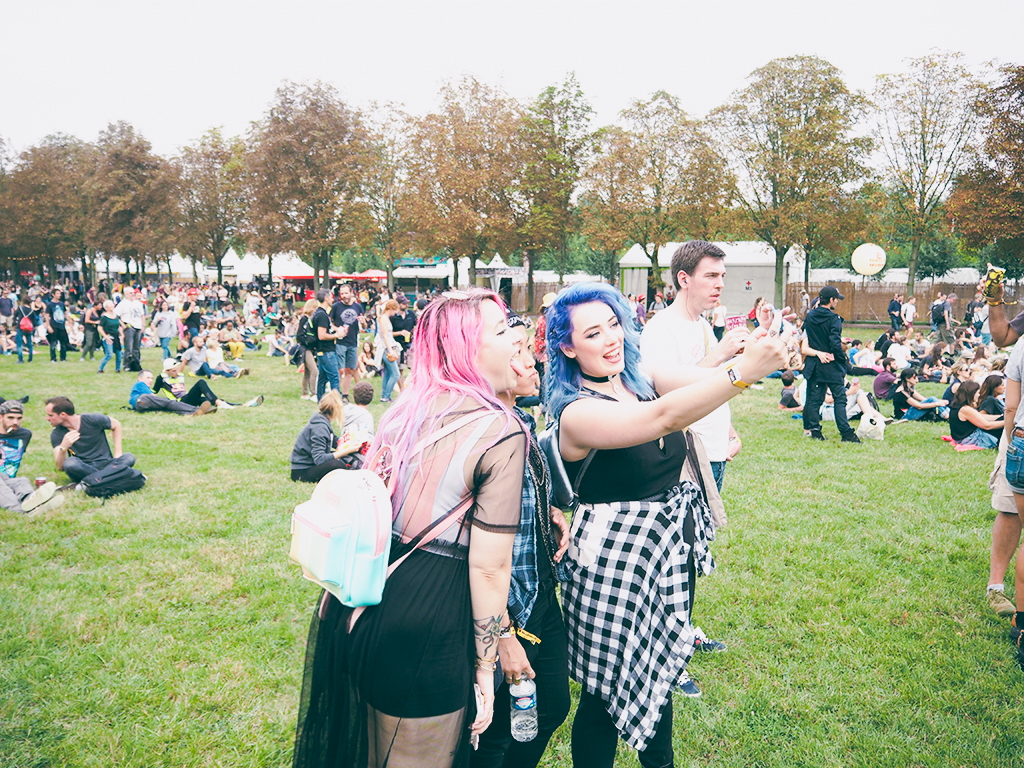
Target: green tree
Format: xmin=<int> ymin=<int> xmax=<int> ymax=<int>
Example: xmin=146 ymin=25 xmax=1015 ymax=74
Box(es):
xmin=578 ymin=126 xmax=635 ymax=288
xmin=364 ymin=105 xmax=413 ymax=291
xmin=516 ymin=74 xmax=594 ymax=308
xmin=872 ymin=51 xmax=985 ymax=296
xmin=175 ymin=128 xmax=247 ymax=284
xmin=244 ymin=81 xmax=373 ymax=289
xmin=2 ymin=135 xmax=94 ymax=281
xmin=583 ymin=93 xmax=731 ymax=299
xmin=87 ymin=122 xmax=177 ymax=281
xmin=712 ymin=55 xmax=870 ymax=306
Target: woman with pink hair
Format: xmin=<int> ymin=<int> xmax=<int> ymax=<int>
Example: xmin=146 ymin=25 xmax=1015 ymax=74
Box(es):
xmin=293 ymin=289 xmax=526 ymax=768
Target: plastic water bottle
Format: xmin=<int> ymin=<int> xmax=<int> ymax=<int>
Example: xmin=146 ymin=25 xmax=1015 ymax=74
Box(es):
xmin=509 ymin=677 xmax=538 ymax=742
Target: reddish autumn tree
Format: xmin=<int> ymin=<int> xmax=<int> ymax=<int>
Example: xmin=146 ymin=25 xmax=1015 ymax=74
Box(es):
xmin=948 ymin=64 xmax=1024 ymax=275
xmin=406 ymin=77 xmax=522 ymax=287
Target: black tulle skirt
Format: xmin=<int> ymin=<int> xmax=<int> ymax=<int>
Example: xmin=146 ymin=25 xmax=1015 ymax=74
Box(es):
xmin=292 ymin=545 xmax=477 ymax=768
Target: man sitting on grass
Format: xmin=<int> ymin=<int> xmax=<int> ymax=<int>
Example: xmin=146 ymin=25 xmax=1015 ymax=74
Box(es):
xmin=181 ymin=335 xmax=236 ymax=379
xmin=872 ymin=358 xmax=899 ymax=401
xmin=0 ymin=400 xmax=65 ymax=514
xmin=129 ymin=370 xmax=216 ymax=417
xmin=45 ymin=396 xmax=137 ymax=484
xmin=341 ymin=381 xmax=375 ymax=435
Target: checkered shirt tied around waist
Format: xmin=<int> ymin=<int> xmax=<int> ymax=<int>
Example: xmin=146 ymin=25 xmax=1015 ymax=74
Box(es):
xmin=563 ymin=480 xmax=715 ymax=750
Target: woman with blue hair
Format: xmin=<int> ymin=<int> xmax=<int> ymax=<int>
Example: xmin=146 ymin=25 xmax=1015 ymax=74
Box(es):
xmin=546 ymin=282 xmax=788 ymax=768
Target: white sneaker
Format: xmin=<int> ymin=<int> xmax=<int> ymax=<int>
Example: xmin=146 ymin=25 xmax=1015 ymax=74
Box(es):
xmin=29 ymin=493 xmax=64 ymax=515
xmin=21 ymin=481 xmax=56 ymax=513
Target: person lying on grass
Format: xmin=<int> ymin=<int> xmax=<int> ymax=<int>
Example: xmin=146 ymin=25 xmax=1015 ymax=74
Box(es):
xmin=154 ymin=359 xmax=263 ymax=410
xmin=129 ymin=370 xmax=218 ymax=417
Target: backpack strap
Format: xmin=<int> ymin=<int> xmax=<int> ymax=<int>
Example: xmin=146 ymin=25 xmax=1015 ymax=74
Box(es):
xmin=385 ymin=493 xmax=475 ymax=577
xmin=362 ymin=408 xmax=496 ymax=568
xmin=364 ymin=410 xmax=495 ymax=492
xmin=344 ymin=409 xmax=499 ymax=629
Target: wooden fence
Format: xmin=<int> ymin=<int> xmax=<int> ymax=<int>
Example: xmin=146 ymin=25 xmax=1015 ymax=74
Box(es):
xmin=510 ymin=283 xmax=563 ymax=314
xmin=785 ymin=281 xmax=992 ymax=324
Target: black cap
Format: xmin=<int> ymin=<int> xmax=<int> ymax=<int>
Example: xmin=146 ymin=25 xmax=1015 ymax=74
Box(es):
xmin=819 ymin=285 xmax=845 ymax=302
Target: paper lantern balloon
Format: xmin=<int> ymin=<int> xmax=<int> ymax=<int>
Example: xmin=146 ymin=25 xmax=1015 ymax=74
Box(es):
xmin=851 ymin=243 xmax=886 ymax=276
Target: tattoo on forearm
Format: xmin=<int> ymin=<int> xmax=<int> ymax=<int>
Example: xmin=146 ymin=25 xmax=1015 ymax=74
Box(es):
xmin=474 ymin=614 xmax=503 ymax=658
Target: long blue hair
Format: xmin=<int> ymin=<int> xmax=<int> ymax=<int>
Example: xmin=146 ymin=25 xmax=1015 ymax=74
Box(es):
xmin=544 ymin=283 xmax=656 ymax=420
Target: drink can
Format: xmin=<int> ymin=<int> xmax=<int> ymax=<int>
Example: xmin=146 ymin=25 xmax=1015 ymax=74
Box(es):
xmin=34 ymin=477 xmax=48 ymax=488
xmin=726 ymin=315 xmax=747 ymax=331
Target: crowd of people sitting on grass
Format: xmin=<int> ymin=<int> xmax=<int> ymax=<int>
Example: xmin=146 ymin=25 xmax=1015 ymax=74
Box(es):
xmin=763 ymin=286 xmax=1013 ymax=448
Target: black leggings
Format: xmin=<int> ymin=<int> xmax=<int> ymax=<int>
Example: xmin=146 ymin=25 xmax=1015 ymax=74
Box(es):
xmin=154 ymin=377 xmax=220 ymax=406
xmin=291 ymin=457 xmax=360 ymax=483
xmin=180 ymin=380 xmax=219 ymax=406
xmin=569 ymin=499 xmax=696 ymax=768
xmin=572 ymin=692 xmax=674 ymax=768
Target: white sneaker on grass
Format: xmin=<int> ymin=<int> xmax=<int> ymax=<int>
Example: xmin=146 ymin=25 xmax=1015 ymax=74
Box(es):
xmin=21 ymin=482 xmax=56 ymax=513
xmin=28 ymin=492 xmax=64 ymax=515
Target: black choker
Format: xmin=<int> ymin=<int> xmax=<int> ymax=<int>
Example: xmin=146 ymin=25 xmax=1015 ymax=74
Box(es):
xmin=580 ymin=372 xmax=614 ymax=383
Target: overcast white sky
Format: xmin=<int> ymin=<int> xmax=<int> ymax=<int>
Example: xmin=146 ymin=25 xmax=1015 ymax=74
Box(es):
xmin=3 ymin=0 xmax=1022 ymax=157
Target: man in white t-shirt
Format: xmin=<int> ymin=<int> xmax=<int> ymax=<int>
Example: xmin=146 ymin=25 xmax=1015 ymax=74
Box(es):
xmin=901 ymin=296 xmax=916 ymax=330
xmin=640 ymin=240 xmax=746 ymax=492
xmin=115 ymin=288 xmax=146 ymax=370
xmin=640 ymin=240 xmax=740 ymax=689
xmin=887 ymin=335 xmax=913 ymax=370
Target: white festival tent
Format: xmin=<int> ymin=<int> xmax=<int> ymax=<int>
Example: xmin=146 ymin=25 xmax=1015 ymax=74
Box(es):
xmin=88 ymin=249 xmax=328 ymax=283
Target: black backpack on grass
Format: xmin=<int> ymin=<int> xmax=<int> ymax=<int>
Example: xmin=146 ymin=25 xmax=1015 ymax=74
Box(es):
xmin=80 ymin=463 xmax=146 ymax=498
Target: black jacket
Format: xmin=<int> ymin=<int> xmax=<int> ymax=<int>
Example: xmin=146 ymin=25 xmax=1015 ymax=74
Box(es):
xmin=803 ymin=305 xmax=847 ymax=383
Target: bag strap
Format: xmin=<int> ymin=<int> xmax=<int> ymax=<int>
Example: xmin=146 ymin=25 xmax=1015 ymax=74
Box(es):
xmin=385 ymin=493 xmax=475 ymax=577
xmin=365 ymin=410 xmax=494 ymax=490
xmin=364 ymin=409 xmax=496 ymax=575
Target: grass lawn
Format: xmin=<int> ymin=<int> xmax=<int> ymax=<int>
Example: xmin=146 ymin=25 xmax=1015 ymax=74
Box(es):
xmin=2 ymin=337 xmax=1024 ymax=767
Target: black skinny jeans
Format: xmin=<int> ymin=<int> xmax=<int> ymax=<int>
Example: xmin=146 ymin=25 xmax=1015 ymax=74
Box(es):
xmin=572 ymin=693 xmax=674 ymax=768
xmin=472 ymin=586 xmax=570 ymax=768
xmin=290 ymin=457 xmax=359 ymax=483
xmin=49 ymin=325 xmax=69 ymax=361
xmin=569 ymin=497 xmax=697 ymax=768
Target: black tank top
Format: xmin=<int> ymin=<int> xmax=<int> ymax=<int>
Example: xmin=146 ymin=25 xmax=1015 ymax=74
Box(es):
xmin=564 ymin=388 xmax=687 ymax=504
xmin=949 ymin=404 xmax=976 ymax=443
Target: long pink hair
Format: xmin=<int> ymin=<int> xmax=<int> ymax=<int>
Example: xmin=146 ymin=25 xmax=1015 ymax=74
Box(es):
xmin=367 ymin=288 xmax=515 ymax=513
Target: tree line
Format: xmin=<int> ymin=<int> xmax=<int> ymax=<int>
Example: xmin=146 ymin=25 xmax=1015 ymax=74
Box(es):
xmin=0 ymin=51 xmax=1020 ymax=308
